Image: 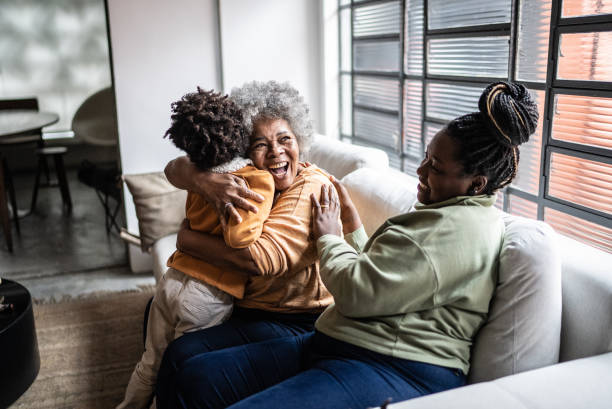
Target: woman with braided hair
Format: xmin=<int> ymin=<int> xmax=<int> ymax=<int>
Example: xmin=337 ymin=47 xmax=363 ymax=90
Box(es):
xmin=158 ymin=82 xmax=538 ymax=409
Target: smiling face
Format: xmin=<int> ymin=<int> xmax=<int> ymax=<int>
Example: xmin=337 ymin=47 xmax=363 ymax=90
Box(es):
xmin=249 ymin=117 xmax=301 ymax=192
xmin=416 ymin=129 xmax=486 ymax=205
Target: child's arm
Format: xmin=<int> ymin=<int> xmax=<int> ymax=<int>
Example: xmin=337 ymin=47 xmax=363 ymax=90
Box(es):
xmin=223 ymin=171 xmax=275 ymax=248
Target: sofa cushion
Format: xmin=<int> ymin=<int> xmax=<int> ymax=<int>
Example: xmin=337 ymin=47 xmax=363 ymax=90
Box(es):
xmin=557 ymin=234 xmax=612 ymax=361
xmin=309 ymin=134 xmax=389 ymax=180
xmin=341 ymin=167 xmax=418 ymax=235
xmin=469 ymin=213 xmax=562 ymax=383
xmin=122 ymin=172 xmax=186 ymax=252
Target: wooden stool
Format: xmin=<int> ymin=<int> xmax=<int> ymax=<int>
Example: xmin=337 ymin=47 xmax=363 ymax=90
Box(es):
xmin=31 ymin=147 xmax=72 ymax=214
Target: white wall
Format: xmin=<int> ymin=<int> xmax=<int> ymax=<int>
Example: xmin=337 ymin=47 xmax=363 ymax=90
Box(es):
xmin=219 ymin=0 xmax=324 ymax=133
xmin=107 ymin=0 xmax=221 ymax=271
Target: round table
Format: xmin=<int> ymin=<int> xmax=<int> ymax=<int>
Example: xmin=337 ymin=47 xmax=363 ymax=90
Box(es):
xmin=0 ymin=110 xmax=59 ymax=137
xmin=0 ymin=279 xmax=40 ymax=407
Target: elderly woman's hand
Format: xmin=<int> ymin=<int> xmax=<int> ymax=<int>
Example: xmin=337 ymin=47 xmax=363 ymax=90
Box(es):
xmin=311 ymin=184 xmax=342 ymax=240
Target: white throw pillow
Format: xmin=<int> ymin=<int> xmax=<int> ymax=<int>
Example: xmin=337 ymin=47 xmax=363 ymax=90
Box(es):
xmin=469 ymin=213 xmax=562 ymax=383
xmin=341 ymin=167 xmax=418 ymax=235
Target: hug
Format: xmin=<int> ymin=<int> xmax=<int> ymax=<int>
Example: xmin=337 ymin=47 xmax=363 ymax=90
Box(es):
xmin=121 ymin=79 xmax=540 ymax=409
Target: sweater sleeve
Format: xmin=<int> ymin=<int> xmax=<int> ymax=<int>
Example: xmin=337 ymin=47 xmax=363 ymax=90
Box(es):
xmin=223 ymin=173 xmax=275 ymax=249
xmin=316 ymin=226 xmax=437 ymax=318
xmin=248 ymin=172 xmax=331 ymax=276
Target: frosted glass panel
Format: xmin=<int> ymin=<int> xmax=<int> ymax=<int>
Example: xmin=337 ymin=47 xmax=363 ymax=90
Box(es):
xmin=428 ymin=0 xmax=511 ymax=30
xmin=545 ymin=207 xmax=612 ymax=254
xmin=562 ymin=0 xmax=612 ymax=17
xmin=552 ymin=94 xmax=612 ymax=150
xmin=353 ymin=1 xmax=401 ymax=37
xmin=403 ymin=80 xmax=423 ymax=158
xmin=354 ymin=76 xmax=399 ymax=111
xmin=354 ymin=40 xmax=400 ymax=72
xmin=341 ymin=75 xmax=352 ymax=135
xmin=512 ymin=90 xmax=544 ymax=195
xmin=428 ymin=36 xmax=509 ymax=78
xmin=354 ymin=109 xmax=399 ymax=150
xmin=508 ymin=195 xmax=538 ymax=219
xmin=404 ymin=0 xmax=424 ymax=76
xmin=557 ymin=31 xmax=612 ymax=82
xmin=516 ymin=0 xmax=552 ymax=82
xmin=0 ymin=0 xmax=112 ymax=133
xmin=424 ymin=122 xmax=443 ymax=147
xmin=340 ymin=8 xmax=352 ymax=71
xmin=548 ymin=152 xmax=612 ymax=215
xmin=426 ymin=82 xmax=482 ymax=121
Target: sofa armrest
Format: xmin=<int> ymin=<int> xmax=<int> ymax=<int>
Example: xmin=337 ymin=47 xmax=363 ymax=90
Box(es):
xmin=389 ymin=352 xmax=612 ymax=409
xmin=150 ymin=233 xmax=177 ymax=283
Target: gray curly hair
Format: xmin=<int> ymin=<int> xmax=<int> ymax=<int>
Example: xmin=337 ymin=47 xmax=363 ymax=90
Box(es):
xmin=230 ymin=80 xmax=313 ymax=159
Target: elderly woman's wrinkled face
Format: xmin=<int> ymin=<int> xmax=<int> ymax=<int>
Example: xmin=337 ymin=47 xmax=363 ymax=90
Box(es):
xmin=416 ymin=130 xmax=481 ymax=205
xmin=249 ymin=118 xmax=301 ymax=191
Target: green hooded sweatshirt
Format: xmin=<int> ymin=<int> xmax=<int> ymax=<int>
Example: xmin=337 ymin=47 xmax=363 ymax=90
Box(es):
xmin=314 ymin=195 xmax=504 ymax=374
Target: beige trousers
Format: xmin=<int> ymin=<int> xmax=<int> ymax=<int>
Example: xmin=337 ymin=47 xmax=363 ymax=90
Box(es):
xmin=116 ymin=268 xmax=233 ymax=409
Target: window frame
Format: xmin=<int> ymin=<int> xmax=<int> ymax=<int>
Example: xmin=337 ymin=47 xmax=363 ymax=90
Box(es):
xmin=338 ymin=0 xmax=612 ymax=246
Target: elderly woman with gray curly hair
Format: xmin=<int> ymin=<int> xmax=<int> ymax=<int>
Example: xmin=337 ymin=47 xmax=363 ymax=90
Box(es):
xmin=156 ymin=80 xmax=336 ymax=407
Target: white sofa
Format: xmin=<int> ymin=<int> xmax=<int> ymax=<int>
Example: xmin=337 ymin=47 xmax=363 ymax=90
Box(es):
xmin=135 ymin=135 xmax=612 ymax=409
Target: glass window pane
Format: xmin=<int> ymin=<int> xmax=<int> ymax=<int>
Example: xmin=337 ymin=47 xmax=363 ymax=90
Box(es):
xmin=428 ymin=0 xmax=511 ymax=30
xmin=512 ymin=90 xmax=544 ymax=195
xmin=405 ymin=0 xmax=424 ymax=75
xmin=354 ymin=76 xmax=399 ymax=111
xmin=424 ymin=122 xmax=443 ymax=146
xmin=557 ymin=31 xmax=612 ymax=82
xmin=340 ymin=0 xmax=351 ymax=5
xmin=403 ymin=80 xmax=423 ymax=158
xmin=507 ymin=195 xmax=538 ymax=219
xmin=354 ymin=109 xmax=399 ymax=150
xmin=340 ymin=8 xmax=352 ymax=71
xmin=341 ymin=75 xmax=352 ymax=135
xmin=403 ymin=157 xmax=420 ymax=174
xmin=551 ymin=94 xmax=612 ymax=150
xmin=516 ymin=0 xmax=552 ymax=82
xmin=354 ymin=40 xmax=400 ymax=72
xmin=426 ymin=82 xmax=482 ymax=121
xmin=545 ymin=207 xmax=612 ymax=254
xmin=353 ymin=1 xmax=401 ymax=37
xmin=427 ymin=36 xmax=509 ymax=78
xmin=562 ymin=0 xmax=612 ymax=17
xmin=548 ymin=152 xmax=612 ymax=216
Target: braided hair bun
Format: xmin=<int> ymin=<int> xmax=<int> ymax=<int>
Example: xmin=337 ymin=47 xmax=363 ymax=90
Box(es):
xmin=478 ymin=82 xmax=538 ymax=147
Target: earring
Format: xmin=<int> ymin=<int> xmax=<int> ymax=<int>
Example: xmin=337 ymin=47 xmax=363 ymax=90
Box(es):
xmin=469 ymin=187 xmax=478 ymax=195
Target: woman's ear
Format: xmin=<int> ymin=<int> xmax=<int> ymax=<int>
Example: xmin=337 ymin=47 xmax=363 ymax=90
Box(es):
xmin=470 ymin=175 xmax=488 ymax=195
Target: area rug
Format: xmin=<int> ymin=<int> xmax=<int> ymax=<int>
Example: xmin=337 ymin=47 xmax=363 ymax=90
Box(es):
xmin=11 ymin=288 xmax=155 ymax=409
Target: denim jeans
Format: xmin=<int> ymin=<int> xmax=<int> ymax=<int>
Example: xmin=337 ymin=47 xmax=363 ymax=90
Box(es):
xmin=155 ymin=307 xmax=320 ymax=409
xmin=160 ymin=331 xmax=466 ymax=409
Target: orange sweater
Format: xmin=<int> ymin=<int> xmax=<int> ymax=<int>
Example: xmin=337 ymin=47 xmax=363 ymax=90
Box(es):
xmin=167 ymin=165 xmax=274 ymax=299
xmin=238 ymin=164 xmax=335 ymax=314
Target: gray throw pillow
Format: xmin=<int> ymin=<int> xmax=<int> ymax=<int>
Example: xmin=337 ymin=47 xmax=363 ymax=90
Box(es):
xmin=122 ymin=172 xmax=187 ymax=252
xmin=468 ymin=213 xmax=562 ymax=383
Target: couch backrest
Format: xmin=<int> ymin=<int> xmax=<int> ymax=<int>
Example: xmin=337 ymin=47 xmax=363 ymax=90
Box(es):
xmin=308 ymin=134 xmax=389 ymax=180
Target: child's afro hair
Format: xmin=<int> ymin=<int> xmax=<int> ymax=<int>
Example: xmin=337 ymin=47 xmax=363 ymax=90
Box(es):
xmin=164 ymin=87 xmax=247 ymax=170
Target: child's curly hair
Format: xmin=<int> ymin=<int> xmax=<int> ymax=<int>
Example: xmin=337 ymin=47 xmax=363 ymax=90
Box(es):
xmin=164 ymin=87 xmax=247 ymax=170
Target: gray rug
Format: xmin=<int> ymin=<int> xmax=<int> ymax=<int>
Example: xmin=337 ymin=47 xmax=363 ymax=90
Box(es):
xmin=11 ymin=287 xmax=155 ymax=409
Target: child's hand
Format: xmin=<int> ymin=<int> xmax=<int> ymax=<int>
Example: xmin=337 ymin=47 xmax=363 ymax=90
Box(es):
xmin=311 ymin=184 xmax=342 ymax=240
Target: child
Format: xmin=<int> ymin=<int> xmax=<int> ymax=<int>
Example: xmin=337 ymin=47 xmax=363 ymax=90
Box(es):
xmin=117 ymin=88 xmax=275 ymax=409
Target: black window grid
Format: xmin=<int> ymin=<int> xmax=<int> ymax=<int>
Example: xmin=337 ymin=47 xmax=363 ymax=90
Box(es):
xmin=338 ymin=0 xmax=612 ymax=239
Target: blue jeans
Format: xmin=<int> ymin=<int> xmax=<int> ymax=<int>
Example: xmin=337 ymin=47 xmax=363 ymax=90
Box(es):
xmin=161 ymin=331 xmax=466 ymax=409
xmin=156 ymin=307 xmax=320 ymax=408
